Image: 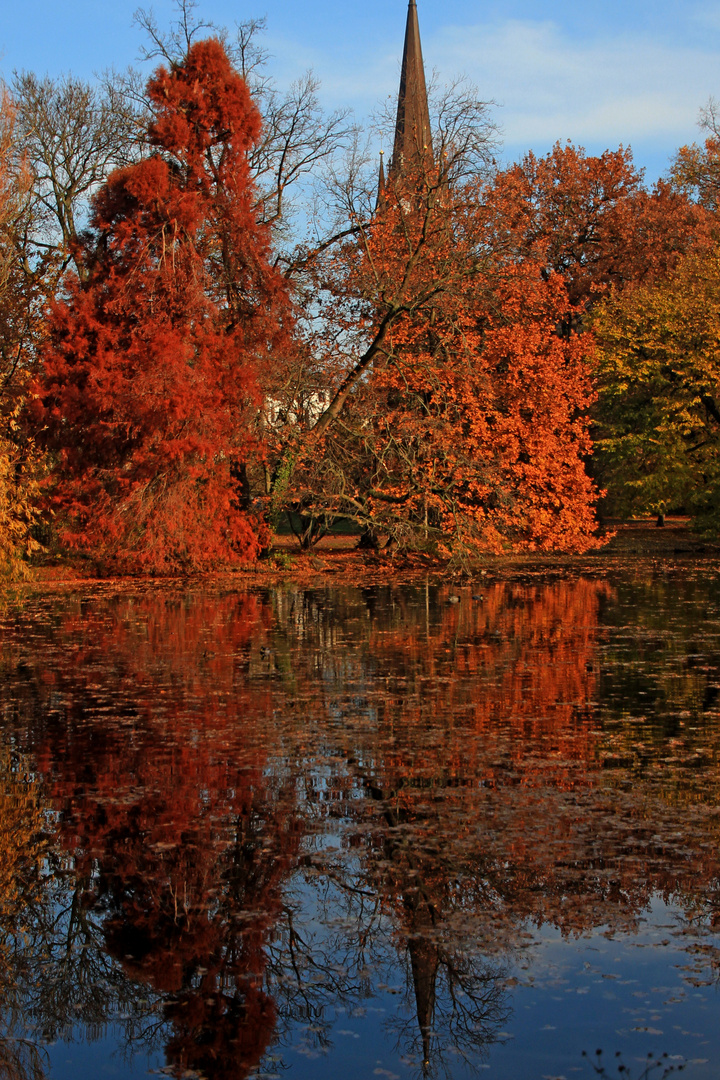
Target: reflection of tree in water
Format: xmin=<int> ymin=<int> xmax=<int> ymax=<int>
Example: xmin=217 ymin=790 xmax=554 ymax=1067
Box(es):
xmin=0 ymin=590 xmax=302 ymax=1080
xmin=278 ymin=574 xmax=720 ymax=1072
xmin=0 ymin=743 xmax=300 ymax=1080
xmin=592 ymin=571 xmax=720 ymax=822
xmin=90 ymin=765 xmax=300 ymax=1080
xmin=0 ymin=740 xmax=157 ymax=1080
xmin=263 ymin=860 xmax=510 ymax=1080
xmin=0 ymin=745 xmax=51 ymax=1080
xmin=391 ymin=937 xmax=508 ymax=1079
xmin=258 ymin=578 xmax=615 ymax=1075
xmin=0 ymin=577 xmax=719 ymax=1078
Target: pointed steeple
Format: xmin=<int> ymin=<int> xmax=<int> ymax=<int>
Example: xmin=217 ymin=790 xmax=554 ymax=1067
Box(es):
xmin=376 ymin=150 xmax=387 ymax=211
xmin=389 ymin=0 xmax=433 ymax=181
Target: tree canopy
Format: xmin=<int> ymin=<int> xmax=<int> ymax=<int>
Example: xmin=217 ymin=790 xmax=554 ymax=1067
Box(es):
xmin=2 ymin=6 xmax=720 ymax=572
xmin=30 ymin=39 xmax=290 ymax=572
xmin=284 ymin=179 xmax=602 ymax=556
xmin=592 ymin=246 xmax=720 ymax=529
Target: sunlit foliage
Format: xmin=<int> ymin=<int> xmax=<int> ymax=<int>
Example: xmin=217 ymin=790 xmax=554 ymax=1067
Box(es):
xmin=290 ymin=174 xmax=602 ymax=556
xmin=592 ymin=246 xmax=720 ymax=527
xmin=30 ymin=40 xmax=290 ymax=573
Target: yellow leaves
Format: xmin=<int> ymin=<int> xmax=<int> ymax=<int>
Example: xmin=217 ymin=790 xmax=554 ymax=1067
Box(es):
xmin=592 ymin=245 xmax=720 ymax=524
xmin=669 ymin=137 xmax=720 ymax=211
xmin=0 ymin=746 xmax=47 ymax=926
xmin=0 ymin=429 xmax=44 ymax=581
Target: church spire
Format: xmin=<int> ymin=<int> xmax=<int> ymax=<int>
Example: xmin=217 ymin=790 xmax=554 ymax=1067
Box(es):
xmin=389 ymin=0 xmax=433 ymax=181
xmin=376 ymin=150 xmax=387 ymax=211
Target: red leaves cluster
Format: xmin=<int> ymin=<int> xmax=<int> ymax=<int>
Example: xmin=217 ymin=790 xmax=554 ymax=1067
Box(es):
xmin=31 ymin=40 xmax=290 ymax=572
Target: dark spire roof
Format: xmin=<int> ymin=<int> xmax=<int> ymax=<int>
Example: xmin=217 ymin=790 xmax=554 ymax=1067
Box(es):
xmin=376 ymin=150 xmax=387 ymax=211
xmin=389 ymin=0 xmax=433 ymax=181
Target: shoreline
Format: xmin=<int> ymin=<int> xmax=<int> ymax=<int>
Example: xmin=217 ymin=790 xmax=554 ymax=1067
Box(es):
xmin=14 ymin=518 xmax=720 ymax=591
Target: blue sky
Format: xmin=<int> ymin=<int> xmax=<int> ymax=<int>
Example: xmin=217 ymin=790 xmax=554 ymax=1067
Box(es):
xmin=2 ymin=0 xmax=719 ymax=182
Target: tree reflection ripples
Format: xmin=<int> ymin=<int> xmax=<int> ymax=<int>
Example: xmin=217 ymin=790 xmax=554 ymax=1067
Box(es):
xmin=0 ymin=570 xmax=718 ymax=1078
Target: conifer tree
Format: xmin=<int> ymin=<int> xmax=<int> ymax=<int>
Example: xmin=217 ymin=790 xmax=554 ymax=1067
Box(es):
xmin=32 ymin=39 xmax=290 ymax=572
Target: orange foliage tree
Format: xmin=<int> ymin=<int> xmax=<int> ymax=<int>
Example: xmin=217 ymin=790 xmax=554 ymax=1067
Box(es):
xmin=486 ymin=142 xmax=710 ymax=315
xmin=481 ymin=142 xmax=712 ymax=521
xmin=283 ymin=171 xmax=601 ymax=556
xmin=30 ymin=40 xmax=290 ymax=572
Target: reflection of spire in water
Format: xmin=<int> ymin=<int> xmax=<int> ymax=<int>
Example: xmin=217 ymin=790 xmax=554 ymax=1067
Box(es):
xmin=365 ymin=771 xmax=440 ymax=1071
xmin=408 ymin=914 xmax=439 ymax=1072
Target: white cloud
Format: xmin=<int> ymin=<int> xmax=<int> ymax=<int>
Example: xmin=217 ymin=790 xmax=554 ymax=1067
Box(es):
xmin=257 ymin=12 xmax=720 ymax=179
xmin=429 ymin=18 xmax=718 ymax=150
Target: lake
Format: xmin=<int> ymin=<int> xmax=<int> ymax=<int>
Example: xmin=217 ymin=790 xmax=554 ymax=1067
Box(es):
xmin=0 ymin=564 xmax=718 ymax=1080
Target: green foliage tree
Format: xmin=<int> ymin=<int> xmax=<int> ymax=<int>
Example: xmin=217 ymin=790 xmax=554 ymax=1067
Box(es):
xmin=592 ymin=246 xmax=720 ymax=529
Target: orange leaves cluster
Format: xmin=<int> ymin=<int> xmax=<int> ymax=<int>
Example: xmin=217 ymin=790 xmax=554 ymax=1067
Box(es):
xmin=671 ymin=135 xmax=720 ymax=212
xmin=304 ymin=178 xmax=604 ymax=555
xmin=484 ymin=142 xmax=716 ymax=528
xmin=486 ymin=142 xmax=711 ymax=309
xmin=382 ymin=266 xmax=599 ymax=553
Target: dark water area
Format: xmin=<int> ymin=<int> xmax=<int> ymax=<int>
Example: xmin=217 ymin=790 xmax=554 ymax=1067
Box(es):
xmin=0 ymin=565 xmax=719 ymax=1080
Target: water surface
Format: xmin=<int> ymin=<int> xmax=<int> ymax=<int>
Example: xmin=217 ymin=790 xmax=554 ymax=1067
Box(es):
xmin=0 ymin=565 xmax=719 ymax=1079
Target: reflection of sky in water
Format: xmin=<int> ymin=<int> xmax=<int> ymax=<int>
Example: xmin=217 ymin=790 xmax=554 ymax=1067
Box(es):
xmin=39 ymin=894 xmax=720 ymax=1080
xmin=0 ymin=568 xmax=719 ymax=1079
xmin=45 ymin=1034 xmax=164 ymax=1080
xmin=499 ymin=899 xmax=717 ymax=1080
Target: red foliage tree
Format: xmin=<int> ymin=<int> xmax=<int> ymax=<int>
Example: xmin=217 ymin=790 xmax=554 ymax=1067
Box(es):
xmin=31 ymin=39 xmax=290 ymax=572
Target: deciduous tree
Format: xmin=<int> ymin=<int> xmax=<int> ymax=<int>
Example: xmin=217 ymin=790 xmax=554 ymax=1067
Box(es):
xmin=125 ymin=1 xmax=355 ymax=243
xmin=592 ymin=246 xmax=720 ymax=528
xmin=669 ymin=97 xmax=720 ymax=212
xmin=281 ymin=173 xmax=602 ymax=556
xmin=0 ymin=89 xmax=44 ymax=577
xmin=11 ymin=71 xmax=141 ymax=281
xmin=486 ymin=142 xmax=710 ymax=315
